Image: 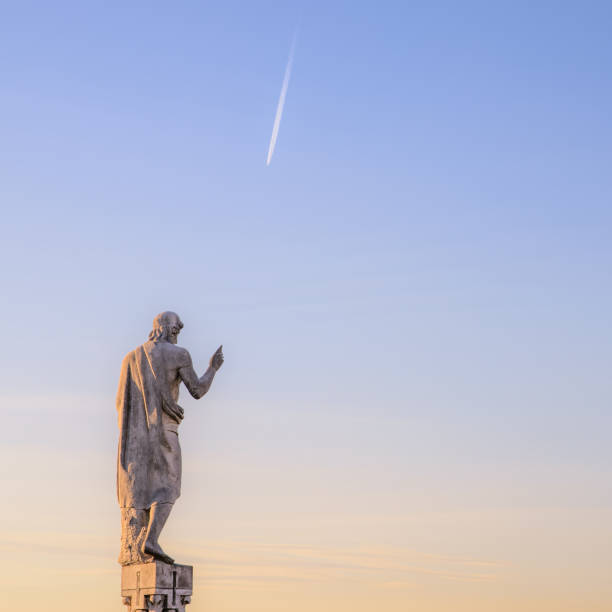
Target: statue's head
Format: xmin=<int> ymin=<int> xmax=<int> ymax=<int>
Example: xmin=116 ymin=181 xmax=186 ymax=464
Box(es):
xmin=148 ymin=311 xmax=183 ymax=344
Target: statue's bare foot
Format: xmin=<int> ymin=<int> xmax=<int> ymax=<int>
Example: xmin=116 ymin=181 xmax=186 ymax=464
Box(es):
xmin=143 ymin=541 xmax=174 ymax=565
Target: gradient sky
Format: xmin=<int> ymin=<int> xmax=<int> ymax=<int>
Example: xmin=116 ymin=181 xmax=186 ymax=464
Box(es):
xmin=1 ymin=2 xmax=612 ymax=611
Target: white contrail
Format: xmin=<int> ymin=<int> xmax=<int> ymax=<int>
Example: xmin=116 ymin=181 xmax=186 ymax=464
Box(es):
xmin=266 ymin=33 xmax=298 ymax=166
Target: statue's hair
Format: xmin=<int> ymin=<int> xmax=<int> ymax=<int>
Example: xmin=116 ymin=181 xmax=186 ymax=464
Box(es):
xmin=148 ymin=311 xmax=183 ymax=342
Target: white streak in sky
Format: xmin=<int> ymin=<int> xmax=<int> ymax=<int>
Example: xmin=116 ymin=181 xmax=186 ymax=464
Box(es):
xmin=266 ymin=33 xmax=298 ymax=166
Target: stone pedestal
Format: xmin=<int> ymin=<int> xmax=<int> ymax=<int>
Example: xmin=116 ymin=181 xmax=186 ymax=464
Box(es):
xmin=121 ymin=561 xmax=193 ymax=612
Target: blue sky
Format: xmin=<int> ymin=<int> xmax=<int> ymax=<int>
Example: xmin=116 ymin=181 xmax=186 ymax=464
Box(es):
xmin=1 ymin=2 xmax=612 ymax=610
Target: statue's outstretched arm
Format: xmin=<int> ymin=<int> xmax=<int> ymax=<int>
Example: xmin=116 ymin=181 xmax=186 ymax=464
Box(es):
xmin=179 ymin=346 xmax=224 ymax=399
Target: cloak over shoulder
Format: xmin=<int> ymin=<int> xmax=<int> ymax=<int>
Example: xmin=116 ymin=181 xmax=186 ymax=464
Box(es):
xmin=116 ymin=341 xmax=182 ymax=509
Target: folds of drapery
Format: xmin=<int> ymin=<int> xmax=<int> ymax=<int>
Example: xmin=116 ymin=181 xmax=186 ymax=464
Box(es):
xmin=116 ymin=341 xmax=181 ymax=509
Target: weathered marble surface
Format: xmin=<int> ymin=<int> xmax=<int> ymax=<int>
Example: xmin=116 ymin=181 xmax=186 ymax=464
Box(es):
xmin=121 ymin=561 xmax=193 ymax=612
xmin=117 ymin=311 xmax=224 ymax=565
xmin=119 ymin=508 xmax=153 ymax=565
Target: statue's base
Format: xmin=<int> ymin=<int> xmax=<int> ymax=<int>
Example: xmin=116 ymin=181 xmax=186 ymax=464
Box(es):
xmin=121 ymin=561 xmax=193 ymax=612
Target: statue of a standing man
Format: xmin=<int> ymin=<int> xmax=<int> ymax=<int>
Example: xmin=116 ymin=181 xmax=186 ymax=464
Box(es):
xmin=116 ymin=311 xmax=224 ymax=565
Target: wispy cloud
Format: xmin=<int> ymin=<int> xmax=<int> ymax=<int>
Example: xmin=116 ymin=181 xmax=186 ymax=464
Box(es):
xmin=266 ymin=31 xmax=298 ymax=166
xmin=0 ymin=530 xmax=115 ymax=561
xmin=175 ymin=540 xmax=501 ymax=589
xmin=0 ymin=532 xmax=502 ymax=589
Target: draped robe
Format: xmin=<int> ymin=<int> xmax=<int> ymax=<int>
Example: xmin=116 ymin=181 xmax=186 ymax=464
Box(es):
xmin=116 ymin=341 xmax=182 ymax=509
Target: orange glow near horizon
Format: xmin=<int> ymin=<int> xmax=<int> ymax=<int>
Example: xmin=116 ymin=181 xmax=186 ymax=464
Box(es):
xmin=2 ymin=428 xmax=611 ymax=612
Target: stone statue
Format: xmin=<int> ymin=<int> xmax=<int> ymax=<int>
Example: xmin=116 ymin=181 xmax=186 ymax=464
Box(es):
xmin=116 ymin=311 xmax=224 ymax=566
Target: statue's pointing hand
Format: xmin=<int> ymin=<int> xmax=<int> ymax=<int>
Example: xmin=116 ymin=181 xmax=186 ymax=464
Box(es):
xmin=210 ymin=345 xmax=224 ymax=371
